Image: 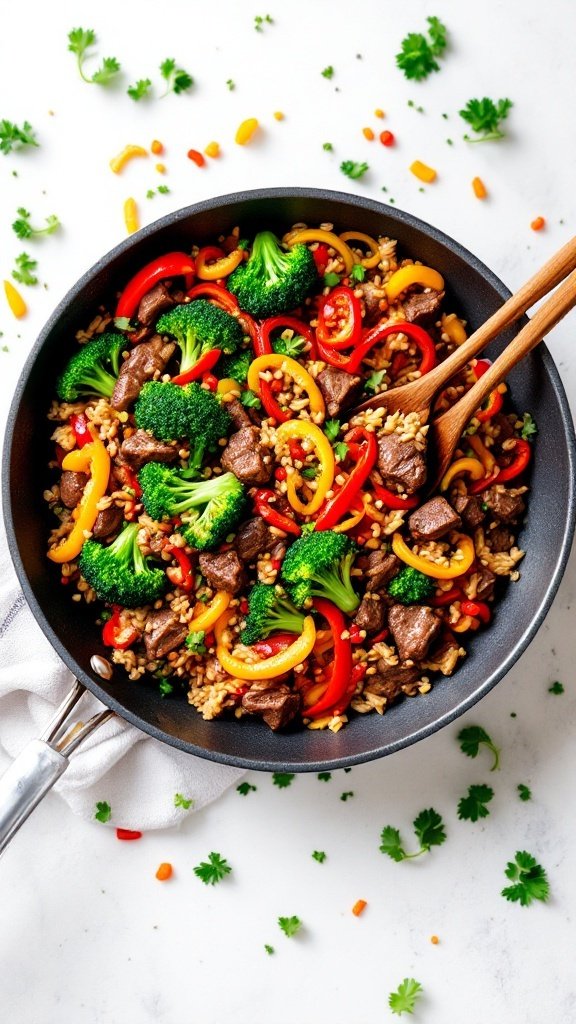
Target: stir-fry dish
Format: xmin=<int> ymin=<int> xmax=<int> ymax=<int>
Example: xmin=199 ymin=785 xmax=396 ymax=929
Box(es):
xmin=45 ymin=224 xmax=532 ymax=732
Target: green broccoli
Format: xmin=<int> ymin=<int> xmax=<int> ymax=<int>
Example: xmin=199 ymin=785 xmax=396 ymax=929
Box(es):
xmin=156 ymin=300 xmax=243 ymax=375
xmin=217 ymin=348 xmax=252 ymax=384
xmin=227 ymin=231 xmax=318 ymax=318
xmin=79 ymin=522 xmax=166 ymax=608
xmin=134 ymin=381 xmax=231 ymax=474
xmin=281 ymin=530 xmax=359 ymax=614
xmin=387 ymin=566 xmax=435 ymax=604
xmin=56 ymin=333 xmax=124 ymax=402
xmin=241 ymin=583 xmax=306 ymax=644
xmin=138 ymin=463 xmax=246 ymax=550
xmin=272 ymin=334 xmax=308 ymax=358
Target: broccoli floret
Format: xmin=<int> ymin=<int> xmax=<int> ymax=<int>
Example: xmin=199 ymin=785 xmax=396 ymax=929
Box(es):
xmin=79 ymin=522 xmax=166 ymax=608
xmin=135 ymin=380 xmax=231 ymax=474
xmin=281 ymin=530 xmax=359 ymax=615
xmin=56 ymin=333 xmax=124 ymax=402
xmin=157 ymin=300 xmax=243 ymax=374
xmin=241 ymin=583 xmax=306 ymax=644
xmin=387 ymin=566 xmax=435 ymax=605
xmin=227 ymin=231 xmax=318 ymax=318
xmin=218 ymin=348 xmax=252 ymax=384
xmin=272 ymin=334 xmax=308 ymax=358
xmin=138 ymin=463 xmax=246 ymax=551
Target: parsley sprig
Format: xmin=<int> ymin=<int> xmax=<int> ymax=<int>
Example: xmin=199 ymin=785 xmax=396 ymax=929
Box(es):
xmin=128 ymin=78 xmax=152 ymax=102
xmin=388 ymin=978 xmax=423 ymax=1016
xmin=459 ymin=97 xmax=513 ymax=142
xmin=193 ymin=852 xmax=232 ymax=885
xmin=278 ymin=915 xmax=302 ymax=937
xmin=237 ymin=782 xmax=257 ymax=796
xmin=174 ymin=792 xmax=194 ymax=810
xmin=12 ymin=208 xmax=61 ymax=240
xmin=0 ymin=120 xmax=39 ymax=156
xmin=159 ymin=58 xmax=194 ymax=97
xmin=272 ymin=772 xmax=295 ymax=788
xmin=67 ymin=28 xmax=121 ymax=85
xmin=94 ymin=800 xmax=111 ymax=823
xmin=380 ymin=808 xmax=446 ymax=861
xmin=520 ymin=412 xmax=537 ymax=440
xmin=517 ymin=784 xmax=532 ymax=802
xmin=12 ymin=253 xmax=38 ymax=287
xmin=501 ymin=851 xmax=550 ymax=907
xmin=340 ymin=160 xmax=369 ymax=180
xmin=457 ymin=784 xmax=494 ymax=822
xmin=457 ymin=725 xmax=500 ymax=771
xmin=396 ymin=16 xmax=448 ymax=81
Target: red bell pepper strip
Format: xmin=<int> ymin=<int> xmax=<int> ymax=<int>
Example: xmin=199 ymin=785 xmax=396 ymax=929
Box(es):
xmin=115 ymin=252 xmax=196 ymax=321
xmin=312 ymin=243 xmax=330 ymax=275
xmin=258 ymin=380 xmax=292 ymax=423
xmin=187 ymin=282 xmax=239 ymax=313
xmin=468 ymin=470 xmax=500 ymax=495
xmin=253 ymin=489 xmax=301 ymax=536
xmin=102 ymin=607 xmax=139 ymax=650
xmin=430 ymin=587 xmax=463 ymax=607
xmin=69 ymin=413 xmax=92 ymax=448
xmin=494 ymin=438 xmax=532 ymax=483
xmin=171 ymin=347 xmax=222 ymax=385
xmin=116 ymin=828 xmax=142 ymax=840
xmin=304 ymin=598 xmax=353 ymax=718
xmin=253 ymin=633 xmax=299 ymax=657
xmin=315 ymin=428 xmax=377 ymax=531
xmin=316 ymin=286 xmax=363 ymax=350
xmin=122 ymin=465 xmax=142 ymax=498
xmin=371 ymin=481 xmax=419 ymax=510
xmin=259 ymin=315 xmax=318 ymax=360
xmin=166 ymin=546 xmax=194 ymax=591
xmin=316 ymin=320 xmax=438 ymax=375
xmin=473 ymin=358 xmax=504 ymax=423
xmin=460 ymin=599 xmax=491 ymax=624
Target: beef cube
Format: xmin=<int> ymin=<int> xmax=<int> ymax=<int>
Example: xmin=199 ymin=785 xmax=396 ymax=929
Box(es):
xmin=388 ymin=604 xmax=441 ymax=662
xmin=92 ymin=505 xmax=123 ymax=540
xmin=403 ymin=288 xmax=444 ymax=326
xmin=408 ymin=496 xmax=461 ymax=541
xmin=377 ymin=433 xmax=427 ymax=494
xmin=361 ymin=281 xmax=387 ymax=326
xmin=482 ymin=485 xmax=526 ymax=523
xmin=137 ymin=282 xmax=176 ymax=326
xmin=488 ymin=524 xmax=515 ymax=553
xmin=354 ymin=595 xmax=386 ymax=634
xmin=144 ymin=609 xmax=188 ymax=660
xmin=242 ymin=684 xmax=301 ymax=731
xmin=119 ymin=429 xmax=179 ymax=470
xmin=112 ymin=337 xmax=175 ymax=411
xmin=317 ymin=367 xmax=363 ymax=417
xmin=492 ymin=413 xmax=515 ymax=444
xmin=364 ymin=551 xmax=401 ymax=592
xmin=221 ymin=426 xmax=271 ymax=486
xmin=199 ymin=550 xmax=246 ymax=594
xmin=451 ymin=492 xmax=485 ymax=529
xmin=366 ymin=661 xmax=421 ymax=700
xmin=225 ymin=397 xmax=253 ymax=430
xmin=60 ymin=470 xmax=88 ymax=508
xmin=234 ymin=516 xmax=272 ymax=562
xmin=475 ymin=566 xmax=496 ymax=601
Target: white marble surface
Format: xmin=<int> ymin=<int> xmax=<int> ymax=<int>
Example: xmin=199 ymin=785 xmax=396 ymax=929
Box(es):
xmin=1 ymin=1 xmax=576 ymax=1021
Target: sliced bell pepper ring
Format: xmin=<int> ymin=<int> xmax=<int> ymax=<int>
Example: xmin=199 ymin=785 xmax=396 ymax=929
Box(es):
xmin=186 ymin=282 xmax=239 ymax=313
xmin=166 ymin=546 xmax=194 ymax=591
xmin=494 ymin=438 xmax=532 ymax=483
xmin=258 ymin=315 xmax=318 ymax=361
xmin=333 ymin=500 xmax=366 ymax=533
xmin=307 ymin=661 xmax=367 ymax=721
xmin=247 ymin=354 xmax=325 ymax=422
xmin=196 ymin=246 xmax=244 ymax=280
xmin=253 ymin=489 xmax=301 ymax=536
xmin=316 ymin=286 xmax=363 ymax=350
xmin=302 ymin=598 xmax=353 ymax=718
xmin=215 ymin=608 xmax=316 ymax=680
xmin=440 ymin=457 xmax=485 ymax=492
xmin=316 ymin=320 xmax=438 ymax=376
xmin=253 ymin=633 xmax=299 ymax=658
xmin=275 ymin=420 xmax=335 ymax=516
xmin=115 ymin=252 xmax=196 ymax=321
xmin=468 ymin=470 xmax=500 ymax=495
xmin=472 ymin=358 xmax=505 ymax=423
xmin=171 ymin=347 xmax=222 ymax=385
xmin=467 ymin=434 xmax=496 ymax=476
xmin=339 ymin=231 xmax=382 ymax=269
xmin=392 ymin=531 xmax=476 ymax=580
xmin=384 ymin=265 xmax=444 ymax=302
xmin=460 ymin=599 xmax=491 ymax=624
xmin=47 ymin=427 xmax=111 ymax=564
xmin=69 ymin=412 xmax=92 ymax=449
xmin=189 ymin=590 xmax=231 ymax=632
xmin=315 ymin=427 xmax=377 ymax=531
xmin=371 ymin=482 xmax=419 ymax=510
xmin=284 ymin=229 xmax=355 ymax=275
xmin=102 ymin=606 xmax=139 ymax=650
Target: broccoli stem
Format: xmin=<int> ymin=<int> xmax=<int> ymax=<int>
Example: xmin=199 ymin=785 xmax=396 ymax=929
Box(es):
xmin=309 ymin=552 xmax=359 ymax=615
xmin=79 ymin=366 xmax=117 ymax=398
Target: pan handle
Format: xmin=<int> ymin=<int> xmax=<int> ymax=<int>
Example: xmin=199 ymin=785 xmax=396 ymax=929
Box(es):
xmin=0 ymin=679 xmax=114 ymax=857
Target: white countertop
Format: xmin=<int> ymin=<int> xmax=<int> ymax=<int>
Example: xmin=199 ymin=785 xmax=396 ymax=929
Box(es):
xmin=1 ymin=1 xmax=576 ymax=1021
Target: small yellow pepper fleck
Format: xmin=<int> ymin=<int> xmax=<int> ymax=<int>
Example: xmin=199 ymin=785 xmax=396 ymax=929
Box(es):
xmin=155 ymin=162 xmax=166 ymax=174
xmin=472 ymin=176 xmax=487 ymax=199
xmin=189 ymin=591 xmax=231 ymax=632
xmin=362 ymin=127 xmax=375 ymax=141
xmin=3 ymin=280 xmax=27 ymax=318
xmin=215 ymin=609 xmax=316 ymax=680
xmin=247 ymin=353 xmax=325 ymax=419
xmin=392 ymin=532 xmax=476 ymax=580
xmin=235 ymin=118 xmax=259 ymax=145
xmin=47 ymin=428 xmax=111 ymax=564
xmin=273 ymin=111 xmax=284 ymax=121
xmin=410 ymin=160 xmax=437 ymax=184
xmin=151 ymin=140 xmax=164 ymax=156
xmin=204 ymin=141 xmax=220 ymax=158
xmin=441 ymin=312 xmax=467 ymax=345
xmin=440 ymin=457 xmax=485 ymax=492
xmin=284 ymin=229 xmax=355 ymax=275
xmin=385 ymin=264 xmax=445 ymax=301
xmin=124 ymin=197 xmax=139 ymax=235
xmin=109 ymin=144 xmax=148 ymax=174
xmin=374 ymin=108 xmax=385 ymax=119
xmin=276 ymin=420 xmax=335 ymax=515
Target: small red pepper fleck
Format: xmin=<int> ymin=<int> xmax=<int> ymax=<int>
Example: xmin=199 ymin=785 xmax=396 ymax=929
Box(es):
xmin=69 ymin=413 xmax=92 ymax=448
xmin=116 ymin=828 xmax=142 ymax=840
xmin=187 ymin=149 xmax=206 ymax=167
xmin=271 ymin=558 xmax=282 ymax=571
xmin=348 ymin=623 xmax=364 ymax=645
xmin=312 ymin=243 xmax=331 ymax=275
xmin=239 ymin=598 xmax=249 ymax=615
xmin=379 ymin=130 xmax=395 ymax=147
xmin=461 ymin=599 xmax=491 ymax=624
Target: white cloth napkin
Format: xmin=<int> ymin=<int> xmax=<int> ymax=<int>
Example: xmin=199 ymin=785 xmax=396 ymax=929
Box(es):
xmin=0 ymin=523 xmax=244 ymax=830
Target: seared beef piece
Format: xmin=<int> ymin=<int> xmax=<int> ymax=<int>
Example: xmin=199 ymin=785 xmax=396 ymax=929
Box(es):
xmin=482 ymin=485 xmax=526 ymax=523
xmin=92 ymin=505 xmax=123 ymax=540
xmin=364 ymin=550 xmax=401 ymax=592
xmin=366 ymin=661 xmax=421 ymax=699
xmin=403 ymin=289 xmax=444 ymax=326
xmin=388 ymin=604 xmax=441 ymax=662
xmin=475 ymin=565 xmax=496 ymax=601
xmin=226 ymin=397 xmax=253 ymax=430
xmin=451 ymin=492 xmax=485 ymax=529
xmin=354 ymin=595 xmax=386 ymax=634
xmin=408 ymin=496 xmax=461 ymax=541
xmin=361 ymin=281 xmax=387 ymax=326
xmin=221 ymin=426 xmax=271 ymax=486
xmin=488 ymin=524 xmax=515 ymax=553
xmin=234 ymin=516 xmax=272 ymax=562
xmin=377 ymin=433 xmax=427 ymax=494
xmin=137 ymin=282 xmax=176 ymax=326
xmin=199 ymin=550 xmax=246 ymax=594
xmin=112 ymin=337 xmax=175 ymax=412
xmin=492 ymin=413 xmax=515 ymax=444
xmin=144 ymin=609 xmax=188 ymax=660
xmin=242 ymin=684 xmax=301 ymax=731
xmin=317 ymin=367 xmax=363 ymax=417
xmin=60 ymin=470 xmax=88 ymax=508
xmin=118 ymin=430 xmax=179 ymax=470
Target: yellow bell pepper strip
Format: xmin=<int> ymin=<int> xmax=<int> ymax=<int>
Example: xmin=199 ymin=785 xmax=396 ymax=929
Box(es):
xmin=392 ymin=532 xmax=476 ymax=580
xmin=196 ymin=247 xmax=244 ymax=280
xmin=123 ymin=197 xmax=139 ymax=235
xmin=247 ymin=353 xmax=325 ymax=422
xmin=283 ymin=229 xmax=355 ymax=275
xmin=217 ymin=378 xmax=242 ymax=398
xmin=275 ymin=420 xmax=334 ymax=516
xmin=3 ymin=279 xmax=27 ymax=318
xmin=441 ymin=312 xmax=467 ymax=345
xmin=47 ymin=428 xmax=111 ymax=564
xmin=468 ymin=435 xmax=496 ymax=476
xmin=109 ymin=144 xmax=148 ymax=174
xmin=235 ymin=118 xmax=259 ymax=145
xmin=333 ymin=502 xmax=366 ymax=533
xmin=339 ymin=231 xmax=381 ymax=269
xmin=384 ymin=264 xmax=445 ymax=301
xmin=215 ymin=609 xmax=316 ymax=680
xmin=409 ymin=160 xmax=437 ymax=184
xmin=440 ymin=457 xmax=485 ymax=492
xmin=189 ymin=591 xmax=231 ymax=632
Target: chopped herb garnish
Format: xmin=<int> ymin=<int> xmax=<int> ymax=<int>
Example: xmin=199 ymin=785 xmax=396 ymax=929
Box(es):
xmin=518 ymin=784 xmax=532 ymax=802
xmin=94 ymin=800 xmax=111 ymax=823
xmin=388 ymin=978 xmax=423 ymax=1016
xmin=158 ymin=677 xmax=173 ymax=698
xmin=312 ymin=850 xmax=327 ymax=863
xmin=174 ymin=792 xmax=194 ymax=809
xmin=272 ymin=772 xmax=295 ymax=788
xmin=300 ymin=521 xmax=316 ymax=535
xmin=67 ymin=28 xmax=121 ymax=85
xmin=340 ymin=160 xmax=369 ymax=180
xmin=322 ymin=142 xmax=334 ymax=152
xmin=159 ymin=58 xmax=194 ymax=97
xmin=254 ymin=14 xmax=274 ymax=31
xmin=264 ymin=944 xmax=275 ymax=955
xmin=365 ymin=369 xmax=386 ymax=392
xmin=278 ymin=915 xmax=302 ymax=937
xmin=128 ymin=78 xmax=152 ymax=101
xmin=241 ymin=389 xmax=261 ymax=409
xmin=226 ymin=79 xmax=235 ymax=91
xmin=457 ymin=783 xmax=494 ymax=822
xmin=323 ymin=272 xmax=340 ymax=287
xmin=0 ymin=119 xmax=39 ymax=155
xmin=548 ymin=681 xmax=564 ymax=695
xmin=460 ymin=97 xmax=513 ymax=142
xmin=380 ymin=808 xmax=446 ymax=861
xmin=520 ymin=412 xmax=537 ymax=439
xmin=501 ymin=851 xmax=549 ymax=907
xmin=333 ymin=441 xmax=349 ymax=461
xmin=323 ymin=420 xmax=340 ymax=443
xmin=321 ymin=66 xmax=334 ymax=79
xmin=185 ymin=630 xmax=207 ymax=654
xmin=340 ymin=791 xmax=354 ymax=801
xmin=350 ymin=263 xmax=366 ymax=282
xmin=301 ymin=466 xmax=318 ymax=480
xmin=193 ymin=851 xmax=232 ymax=885
xmin=317 ymin=771 xmax=332 ymax=781
xmin=237 ymin=781 xmax=257 ymax=796
xmin=12 ymin=252 xmax=38 ymax=286
xmin=157 ymin=184 xmax=170 ymax=194
xmin=12 ymin=208 xmax=60 ymax=240
xmin=272 ymin=333 xmax=307 ymax=358
xmin=457 ymin=725 xmax=500 ymax=770
xmin=146 ymin=189 xmax=156 ymax=199
xmin=407 ymin=99 xmax=425 ymax=113
xmin=396 ymin=16 xmax=448 ymax=81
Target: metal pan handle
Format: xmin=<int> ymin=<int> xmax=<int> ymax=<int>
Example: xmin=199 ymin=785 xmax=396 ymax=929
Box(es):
xmin=0 ymin=679 xmax=114 ymax=856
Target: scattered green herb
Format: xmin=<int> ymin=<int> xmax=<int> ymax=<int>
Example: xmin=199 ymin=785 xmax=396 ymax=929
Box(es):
xmin=340 ymin=791 xmax=354 ymax=801
xmin=241 ymin=389 xmax=262 ymax=409
xmin=518 ymin=784 xmax=532 ymax=802
xmin=501 ymin=851 xmax=549 ymax=907
xmin=520 ymin=412 xmax=537 ymax=440
xmin=380 ymin=808 xmax=446 ymax=862
xmin=272 ymin=333 xmax=307 ymax=358
xmin=264 ymin=944 xmax=275 ymax=955
xmin=333 ymin=441 xmax=349 ymax=461
xmin=254 ymin=14 xmax=274 ymax=31
xmin=12 ymin=252 xmax=38 ymax=286
xmin=312 ymin=850 xmax=327 ymax=863
xmin=278 ymin=915 xmax=302 ymax=937
xmin=321 ymin=66 xmax=334 ymax=79
xmin=407 ymin=99 xmax=425 ymax=113
xmin=323 ymin=421 xmax=340 ymax=443
xmin=94 ymin=800 xmax=111 ymax=823
xmin=323 ymin=272 xmax=340 ymax=287
xmin=457 ymin=783 xmax=494 ymax=822
xmin=323 ymin=142 xmax=334 ymax=152
xmin=159 ymin=58 xmax=194 ymax=97
xmin=67 ymin=28 xmax=121 ymax=85
xmin=185 ymin=630 xmax=207 ymax=654
xmin=388 ymin=978 xmax=423 ymax=1016
xmin=193 ymin=851 xmax=232 ymax=885
xmin=548 ymin=681 xmax=564 ymax=695
xmin=350 ymin=263 xmax=366 ymax=283
xmin=340 ymin=160 xmax=369 ymax=180
xmin=365 ymin=369 xmax=386 ymax=392
xmin=146 ymin=189 xmax=156 ymax=200
xmin=272 ymin=772 xmax=295 ymax=788
xmin=237 ymin=782 xmax=257 ymax=796
xmin=457 ymin=725 xmax=500 ymax=771
xmin=12 ymin=208 xmax=60 ymax=240
xmin=158 ymin=677 xmax=174 ymax=698
xmin=460 ymin=97 xmax=513 ymax=142
xmin=301 ymin=466 xmax=318 ymax=480
xmin=226 ymin=79 xmax=235 ymax=91
xmin=128 ymin=78 xmax=152 ymax=101
xmin=0 ymin=119 xmax=39 ymax=155
xmin=300 ymin=521 xmax=316 ymax=535
xmin=157 ymin=185 xmax=170 ymax=194
xmin=396 ymin=16 xmax=448 ymax=81
xmin=174 ymin=792 xmax=193 ymax=809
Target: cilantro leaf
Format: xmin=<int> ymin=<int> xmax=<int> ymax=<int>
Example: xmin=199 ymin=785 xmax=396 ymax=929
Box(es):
xmin=350 ymin=263 xmax=365 ymax=283
xmin=323 ymin=142 xmax=334 ymax=152
xmin=413 ymin=808 xmax=446 ymax=850
xmin=301 ymin=466 xmax=318 ymax=480
xmin=340 ymin=791 xmax=354 ymax=801
xmin=460 ymin=97 xmax=513 ymax=142
xmin=272 ymin=772 xmax=295 ymax=788
xmin=185 ymin=630 xmax=207 ymax=654
xmin=128 ymin=78 xmax=152 ymax=101
xmin=272 ymin=333 xmax=307 ymax=357
xmin=365 ymin=369 xmax=386 ymax=392
xmin=340 ymin=160 xmax=369 ymax=180
xmin=157 ymin=185 xmax=170 ymax=194
xmin=240 ymin=389 xmax=261 ymax=409
xmin=520 ymin=412 xmax=537 ymax=440
xmin=278 ymin=915 xmax=302 ymax=937
xmin=193 ymin=851 xmax=232 ymax=885
xmin=321 ymin=66 xmax=334 ymax=79
xmin=254 ymin=14 xmax=274 ymax=31
xmin=334 ymin=442 xmax=349 ymax=461
xmin=548 ymin=681 xmax=564 ymax=695
xmin=457 ymin=725 xmax=500 ymax=770
xmin=68 ymin=28 xmax=121 ymax=85
xmin=95 ymin=800 xmax=111 ymax=823
xmin=0 ymin=119 xmax=39 ymax=155
xmin=158 ymin=677 xmax=173 ymax=698
xmin=518 ymin=784 xmax=532 ymax=802
xmin=264 ymin=944 xmax=274 ymax=954
xmin=174 ymin=792 xmax=193 ymax=809
xmin=501 ymin=850 xmax=550 ymax=907
xmin=12 ymin=208 xmax=61 ymax=240
xmin=226 ymin=79 xmax=235 ymax=91
xmin=12 ymin=252 xmax=38 ymax=286
xmin=237 ymin=781 xmax=257 ymax=796
xmin=323 ymin=420 xmax=340 ymax=443
xmin=91 ymin=57 xmax=121 ymax=85
xmin=388 ymin=978 xmax=423 ymax=1016
xmin=457 ymin=783 xmax=494 ymax=822
xmin=317 ymin=771 xmax=332 ymax=781
xmin=160 ymin=58 xmax=194 ymax=96
xmin=379 ymin=825 xmax=407 ymax=863
xmin=396 ymin=16 xmax=448 ymax=81
xmin=312 ymin=850 xmax=326 ymax=863
xmin=67 ymin=26 xmax=96 ymax=59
